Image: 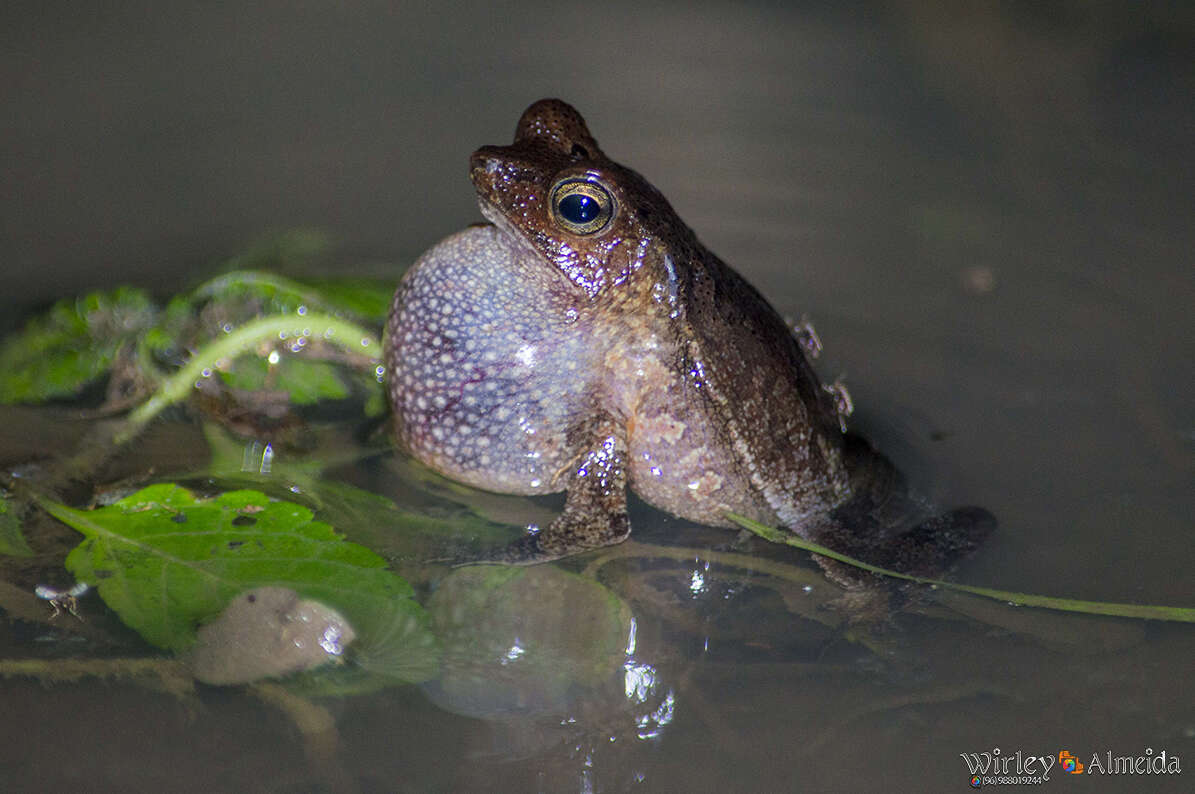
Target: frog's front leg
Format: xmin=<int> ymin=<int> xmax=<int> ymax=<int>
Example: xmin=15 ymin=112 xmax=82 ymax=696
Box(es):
xmin=495 ymin=415 xmax=630 ymax=565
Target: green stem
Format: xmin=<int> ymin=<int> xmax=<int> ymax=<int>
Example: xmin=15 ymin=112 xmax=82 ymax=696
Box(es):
xmin=727 ymin=513 xmax=1195 ymax=623
xmin=117 ymin=313 xmax=380 ymax=444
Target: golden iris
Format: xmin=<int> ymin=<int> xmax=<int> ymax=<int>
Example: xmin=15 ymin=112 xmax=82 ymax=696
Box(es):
xmin=550 ymin=179 xmax=614 ymax=235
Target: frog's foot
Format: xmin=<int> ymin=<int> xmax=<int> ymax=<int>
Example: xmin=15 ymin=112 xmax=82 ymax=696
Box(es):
xmin=820 ymin=434 xmax=996 ymax=582
xmin=467 ymin=513 xmax=631 ymax=566
xmin=457 ymin=500 xmax=631 ymax=567
xmin=812 ymin=505 xmax=996 ymax=612
xmin=879 ymin=506 xmax=995 ymax=579
xmin=461 ymin=415 xmax=632 ymax=566
xmin=815 ymin=505 xmax=995 ymax=576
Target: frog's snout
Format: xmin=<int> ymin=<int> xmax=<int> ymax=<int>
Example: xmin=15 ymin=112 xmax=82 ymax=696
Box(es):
xmin=470 ymin=148 xmax=503 ymax=178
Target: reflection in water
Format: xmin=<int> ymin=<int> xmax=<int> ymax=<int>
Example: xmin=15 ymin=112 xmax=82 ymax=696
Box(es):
xmin=633 ymin=686 xmax=676 ymax=742
xmin=501 ymin=639 xmax=526 ymax=665
xmin=620 ymin=616 xmax=677 ymax=741
xmin=622 ymin=662 xmax=655 ymax=705
xmin=415 ymin=561 xmax=700 ymax=787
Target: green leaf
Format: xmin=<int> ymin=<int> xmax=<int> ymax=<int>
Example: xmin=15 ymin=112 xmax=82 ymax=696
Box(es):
xmin=37 ymin=485 xmax=437 ymax=682
xmin=219 ymin=356 xmax=351 ymax=405
xmin=187 ymin=270 xmax=391 ymax=326
xmin=141 ymin=294 xmax=199 ymax=359
xmin=298 ymin=278 xmax=395 ymax=324
xmin=0 ymin=287 xmax=157 ymax=403
xmin=0 ymin=495 xmax=34 ymax=557
xmin=194 ymin=470 xmax=519 ymax=574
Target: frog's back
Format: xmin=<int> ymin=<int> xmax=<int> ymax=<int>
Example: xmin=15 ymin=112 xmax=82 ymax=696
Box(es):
xmin=677 ymin=247 xmax=852 ymax=530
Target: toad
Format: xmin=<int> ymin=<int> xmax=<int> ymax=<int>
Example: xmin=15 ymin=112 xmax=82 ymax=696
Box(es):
xmin=386 ymin=99 xmax=991 ymax=578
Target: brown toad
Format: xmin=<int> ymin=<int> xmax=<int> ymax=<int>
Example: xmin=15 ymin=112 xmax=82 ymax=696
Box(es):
xmin=386 ymin=99 xmax=991 ymax=576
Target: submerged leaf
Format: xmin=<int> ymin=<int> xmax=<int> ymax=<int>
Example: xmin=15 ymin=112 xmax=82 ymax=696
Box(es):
xmin=39 ymin=485 xmax=436 ymax=682
xmin=189 ymin=586 xmax=356 ymax=685
xmin=426 ymin=566 xmax=633 ymax=717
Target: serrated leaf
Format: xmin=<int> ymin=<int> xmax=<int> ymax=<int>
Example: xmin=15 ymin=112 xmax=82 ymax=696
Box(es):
xmin=0 ymin=287 xmax=157 ymax=403
xmin=0 ymin=495 xmax=34 ymax=557
xmin=40 ymin=485 xmax=436 ymax=682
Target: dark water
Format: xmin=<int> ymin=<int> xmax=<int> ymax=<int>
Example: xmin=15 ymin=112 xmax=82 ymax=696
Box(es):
xmin=2 ymin=2 xmax=1193 ymax=792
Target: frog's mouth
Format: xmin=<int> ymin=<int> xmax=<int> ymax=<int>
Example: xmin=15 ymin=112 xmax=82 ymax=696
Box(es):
xmin=468 ymin=188 xmax=542 ymax=267
xmin=473 ymin=198 xmax=516 ymax=239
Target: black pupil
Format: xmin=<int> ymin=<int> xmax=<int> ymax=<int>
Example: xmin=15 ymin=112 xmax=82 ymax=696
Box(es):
xmin=559 ymin=193 xmax=600 ymax=224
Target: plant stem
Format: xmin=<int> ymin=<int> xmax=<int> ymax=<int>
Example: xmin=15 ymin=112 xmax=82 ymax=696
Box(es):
xmin=117 ymin=313 xmax=381 ymax=444
xmin=727 ymin=512 xmax=1195 ymax=623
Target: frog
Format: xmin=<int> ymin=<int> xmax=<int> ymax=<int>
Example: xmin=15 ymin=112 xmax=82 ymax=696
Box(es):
xmin=386 ymin=98 xmax=992 ymax=580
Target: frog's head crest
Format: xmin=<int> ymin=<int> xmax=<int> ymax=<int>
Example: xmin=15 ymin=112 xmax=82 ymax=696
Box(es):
xmin=512 ymin=99 xmax=606 ymax=161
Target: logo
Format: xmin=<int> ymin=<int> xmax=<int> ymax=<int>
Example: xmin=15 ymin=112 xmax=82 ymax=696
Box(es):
xmin=958 ymin=747 xmax=1053 ymax=785
xmin=960 ymin=746 xmax=1182 ymax=785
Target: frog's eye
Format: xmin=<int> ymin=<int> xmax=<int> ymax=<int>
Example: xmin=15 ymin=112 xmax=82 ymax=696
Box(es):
xmin=550 ymin=179 xmax=614 ymax=235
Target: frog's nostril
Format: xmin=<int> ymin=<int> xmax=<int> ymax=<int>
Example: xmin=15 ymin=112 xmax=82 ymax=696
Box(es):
xmin=469 ymin=154 xmax=499 ymax=188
